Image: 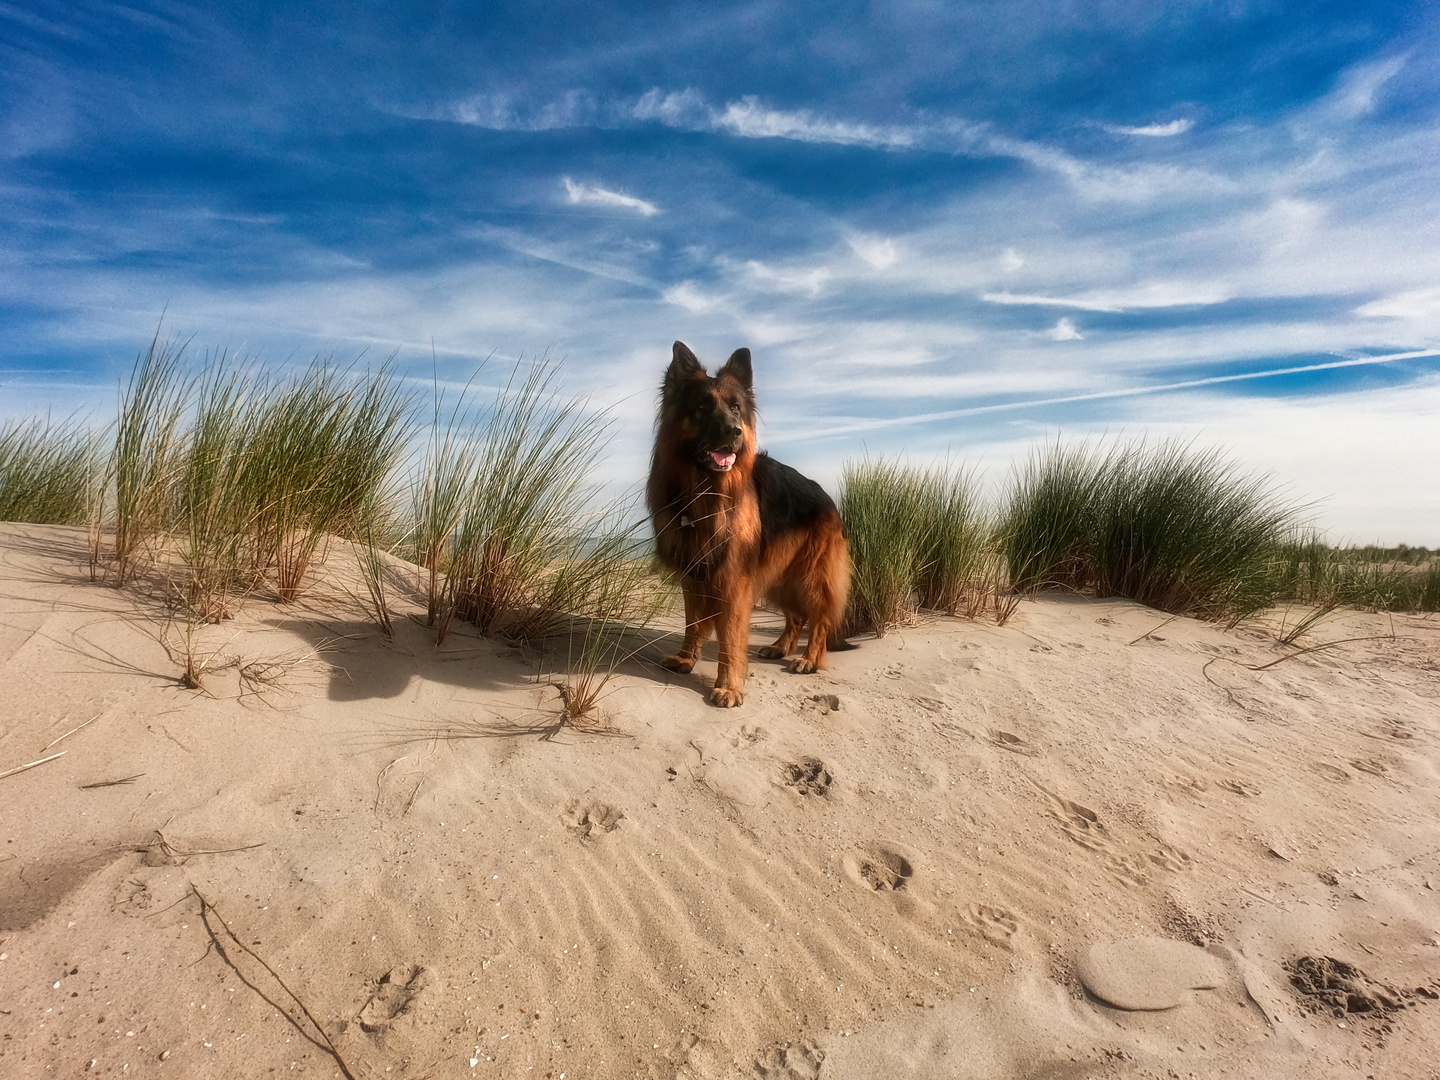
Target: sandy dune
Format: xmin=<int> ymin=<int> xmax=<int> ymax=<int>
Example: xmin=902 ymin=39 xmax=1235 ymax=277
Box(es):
xmin=1 ymin=522 xmax=1438 ymax=1079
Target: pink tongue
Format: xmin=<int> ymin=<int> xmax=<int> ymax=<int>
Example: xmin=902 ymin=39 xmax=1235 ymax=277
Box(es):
xmin=711 ymin=451 xmax=737 ymax=469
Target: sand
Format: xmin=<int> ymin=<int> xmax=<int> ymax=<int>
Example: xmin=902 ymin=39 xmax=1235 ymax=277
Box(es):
xmin=1 ymin=520 xmax=1438 ymax=1079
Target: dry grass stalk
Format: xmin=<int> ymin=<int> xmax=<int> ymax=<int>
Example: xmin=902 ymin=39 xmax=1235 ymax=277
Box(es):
xmin=80 ymin=773 xmax=144 ymax=789
xmin=0 ymin=750 xmax=67 ymax=781
xmin=40 ymin=711 xmax=102 ymax=752
xmin=191 ymin=885 xmax=357 ymax=1080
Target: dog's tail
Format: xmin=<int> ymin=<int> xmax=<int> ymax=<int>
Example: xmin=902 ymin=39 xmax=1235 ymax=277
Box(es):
xmin=828 ymin=634 xmax=859 ymax=652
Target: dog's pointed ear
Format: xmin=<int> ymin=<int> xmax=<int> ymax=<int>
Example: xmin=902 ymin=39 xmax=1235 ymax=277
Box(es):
xmin=664 ymin=341 xmax=704 ymax=400
xmin=719 ymin=347 xmax=752 ymax=391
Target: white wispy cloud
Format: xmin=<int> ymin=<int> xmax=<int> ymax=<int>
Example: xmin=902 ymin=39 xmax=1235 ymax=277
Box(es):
xmin=776 ymin=349 xmax=1440 ymax=443
xmin=848 ymin=235 xmax=899 ymax=271
xmin=424 ymin=87 xmax=1227 ymax=202
xmin=985 ymin=291 xmax=1122 ymax=312
xmin=981 ymin=283 xmax=1230 ymax=313
xmin=630 ymin=88 xmax=710 ymax=128
xmin=662 ymin=281 xmax=723 ymax=312
xmin=562 ymin=177 xmax=659 ymax=216
xmin=1103 ymin=119 xmax=1193 ymax=137
xmin=1324 ymin=55 xmax=1408 ymax=120
xmin=712 ymin=97 xmax=917 ymax=149
xmin=736 ymin=259 xmax=830 ymax=296
xmin=633 ymin=88 xmax=920 ymax=149
xmin=1047 ymin=317 xmax=1084 ymax=340
xmin=1355 ymin=286 xmax=1440 ymax=319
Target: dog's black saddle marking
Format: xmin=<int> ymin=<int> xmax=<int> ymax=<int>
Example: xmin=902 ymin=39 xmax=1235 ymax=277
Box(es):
xmin=752 ymin=452 xmax=837 ymax=540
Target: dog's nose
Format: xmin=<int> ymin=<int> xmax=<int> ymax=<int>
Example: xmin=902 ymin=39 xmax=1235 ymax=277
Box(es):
xmin=723 ymin=422 xmax=742 ymax=440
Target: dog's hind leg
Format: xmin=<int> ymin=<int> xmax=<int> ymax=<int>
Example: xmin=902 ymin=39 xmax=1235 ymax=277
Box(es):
xmin=789 ymin=525 xmax=848 ymax=675
xmin=663 ymin=582 xmax=715 ymax=674
xmin=757 ymin=611 xmax=803 ymax=660
xmin=791 ymin=615 xmax=832 ymax=675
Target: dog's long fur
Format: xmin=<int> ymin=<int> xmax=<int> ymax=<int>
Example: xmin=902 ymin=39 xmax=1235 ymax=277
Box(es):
xmin=646 ymin=341 xmax=850 ymax=708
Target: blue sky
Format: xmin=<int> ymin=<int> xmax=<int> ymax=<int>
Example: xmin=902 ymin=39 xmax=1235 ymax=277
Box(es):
xmin=3 ymin=1 xmax=1439 ymax=541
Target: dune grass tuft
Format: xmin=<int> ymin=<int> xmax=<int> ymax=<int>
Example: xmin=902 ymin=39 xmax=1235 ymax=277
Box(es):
xmin=998 ymin=439 xmax=1303 ymax=623
xmin=840 ymin=458 xmax=932 ymax=635
xmin=105 ymin=332 xmax=192 ymax=584
xmin=996 ymin=441 xmax=1105 ymax=595
xmin=432 ymin=360 xmax=614 ymax=642
xmin=178 ymin=359 xmax=263 ymax=620
xmin=1274 ymin=534 xmax=1439 ymax=615
xmin=915 ymin=461 xmax=989 ymax=615
xmin=1090 ymin=442 xmax=1299 ymax=621
xmin=242 ymin=359 xmax=413 ymax=603
xmin=840 ymin=458 xmax=991 ymax=635
xmin=0 ymin=417 xmax=103 ymax=526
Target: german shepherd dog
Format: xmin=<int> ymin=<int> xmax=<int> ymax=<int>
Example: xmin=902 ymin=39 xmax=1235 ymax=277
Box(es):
xmin=647 ymin=341 xmax=850 ymax=707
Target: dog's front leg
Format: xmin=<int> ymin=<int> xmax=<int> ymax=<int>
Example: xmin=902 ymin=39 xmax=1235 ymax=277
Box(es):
xmin=710 ymin=578 xmax=752 ymax=708
xmin=663 ymin=579 xmax=714 ymax=674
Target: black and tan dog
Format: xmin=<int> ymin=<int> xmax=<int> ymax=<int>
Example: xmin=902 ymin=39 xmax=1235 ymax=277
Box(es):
xmin=646 ymin=341 xmax=850 ymax=707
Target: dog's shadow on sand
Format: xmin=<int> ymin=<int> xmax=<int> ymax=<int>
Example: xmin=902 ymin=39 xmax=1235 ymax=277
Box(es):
xmin=274 ymin=607 xmax=800 ymax=718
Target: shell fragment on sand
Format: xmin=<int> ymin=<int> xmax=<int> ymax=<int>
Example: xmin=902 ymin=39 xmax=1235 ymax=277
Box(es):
xmin=1076 ymin=936 xmax=1225 ymax=1011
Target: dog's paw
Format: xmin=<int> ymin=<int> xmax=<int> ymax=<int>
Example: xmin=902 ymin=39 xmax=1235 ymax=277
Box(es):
xmin=709 ymin=686 xmax=744 ymax=708
xmin=787 ymin=656 xmax=823 ymax=674
xmin=662 ymin=654 xmax=697 ymax=673
xmin=756 ymin=645 xmax=788 ymax=660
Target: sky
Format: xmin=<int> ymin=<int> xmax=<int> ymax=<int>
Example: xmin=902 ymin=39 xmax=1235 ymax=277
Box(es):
xmin=2 ymin=1 xmax=1438 ymax=542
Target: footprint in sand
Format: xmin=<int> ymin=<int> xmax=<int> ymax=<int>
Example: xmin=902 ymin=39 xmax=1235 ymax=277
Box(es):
xmin=1076 ymin=937 xmax=1224 ymax=1011
xmin=358 ymin=964 xmax=429 ymax=1032
xmin=1313 ymin=762 xmax=1350 ymax=783
xmin=1286 ymin=956 xmax=1427 ymax=1024
xmin=782 ymin=758 xmax=832 ymax=797
xmin=753 ymin=1038 xmax=825 ymax=1080
xmin=845 ymin=846 xmax=914 ymax=891
xmin=1219 ymin=779 xmax=1261 ymax=797
xmin=1047 ymin=795 xmax=1107 ymax=851
xmin=560 ymin=801 xmax=624 ymax=838
xmin=1045 ymin=793 xmax=1191 ymax=886
xmin=965 ymin=903 xmax=1020 ymax=947
xmin=112 ymin=875 xmax=154 ymax=916
xmin=730 ymin=724 xmax=768 ymax=747
xmin=1146 ymin=843 xmax=1196 ymax=873
xmin=112 ymin=869 xmax=188 ymax=918
xmin=1361 ymin=722 xmax=1414 ymax=742
xmin=989 ymin=729 xmax=1040 ymax=756
xmin=1349 ymin=758 xmax=1388 ymax=777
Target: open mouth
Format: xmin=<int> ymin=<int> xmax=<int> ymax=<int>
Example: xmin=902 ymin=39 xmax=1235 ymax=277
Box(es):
xmin=706 ymin=450 xmax=737 ymax=471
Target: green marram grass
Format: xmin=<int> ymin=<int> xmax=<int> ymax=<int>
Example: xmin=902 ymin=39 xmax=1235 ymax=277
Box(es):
xmin=914 ymin=461 xmax=988 ymax=615
xmin=1273 ymin=533 xmax=1439 ymax=615
xmin=999 ymin=439 xmax=1304 ymax=623
xmin=104 ymin=332 xmax=191 ymax=584
xmin=1090 ymin=441 xmax=1300 ymax=621
xmin=12 ymin=323 xmax=1436 ymax=702
xmin=996 ymin=441 xmax=1106 ymax=595
xmin=840 ymin=458 xmax=990 ymax=635
xmin=432 ymin=360 xmax=614 ymax=642
xmin=239 ymin=359 xmax=413 ymax=602
xmin=0 ymin=417 xmax=102 ymax=526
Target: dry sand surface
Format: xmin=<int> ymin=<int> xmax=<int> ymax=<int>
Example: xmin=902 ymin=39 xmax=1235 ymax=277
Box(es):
xmin=2 ymin=521 xmax=1439 ymax=1080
